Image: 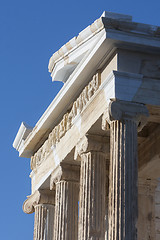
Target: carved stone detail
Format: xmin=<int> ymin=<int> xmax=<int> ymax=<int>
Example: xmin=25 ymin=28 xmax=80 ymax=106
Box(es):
xmin=33 ymin=204 xmax=54 ymax=240
xmin=102 ymin=100 xmax=149 ymax=132
xmin=50 ymin=163 xmax=80 ymax=240
xmin=31 ymin=71 xmax=101 ymax=170
xmin=75 ymin=135 xmax=109 ymax=240
xmin=74 ymin=134 xmax=109 ymax=160
xmin=23 ymin=189 xmax=55 ymax=214
xmin=50 ymin=162 xmax=80 ymax=189
xmin=23 ymin=190 xmax=55 ymax=240
xmin=103 ymin=100 xmax=149 ymax=240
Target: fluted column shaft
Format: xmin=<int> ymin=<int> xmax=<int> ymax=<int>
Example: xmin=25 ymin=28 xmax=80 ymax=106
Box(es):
xmin=50 ymin=163 xmax=80 ymax=240
xmin=79 ymin=151 xmax=106 ymax=240
xmin=75 ymin=135 xmax=109 ymax=240
xmin=54 ymin=180 xmax=79 ymax=240
xmin=34 ymin=204 xmax=55 ymax=240
xmin=109 ymin=119 xmax=138 ymax=240
xmin=102 ymin=100 xmax=148 ymax=240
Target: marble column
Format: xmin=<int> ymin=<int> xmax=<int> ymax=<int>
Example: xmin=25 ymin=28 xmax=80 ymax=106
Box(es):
xmin=34 ymin=204 xmax=54 ymax=240
xmin=75 ymin=135 xmax=109 ymax=240
xmin=23 ymin=189 xmax=55 ymax=240
xmin=102 ymin=100 xmax=148 ymax=240
xmin=138 ymin=178 xmax=158 ymax=240
xmin=50 ymin=163 xmax=80 ymax=240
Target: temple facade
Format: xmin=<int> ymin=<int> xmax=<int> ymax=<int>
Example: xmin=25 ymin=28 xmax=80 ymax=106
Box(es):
xmin=13 ymin=11 xmax=160 ymax=240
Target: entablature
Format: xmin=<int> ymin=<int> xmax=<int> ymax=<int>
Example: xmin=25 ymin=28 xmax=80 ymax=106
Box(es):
xmin=30 ymin=71 xmax=101 ymax=171
xmin=13 ymin=12 xmax=160 ymax=193
xmin=29 ymin=70 xmax=160 ymax=193
xmin=14 ymin=31 xmax=160 ymax=160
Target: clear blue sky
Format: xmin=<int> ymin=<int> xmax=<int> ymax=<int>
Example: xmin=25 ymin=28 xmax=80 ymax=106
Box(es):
xmin=1 ymin=0 xmax=160 ymax=239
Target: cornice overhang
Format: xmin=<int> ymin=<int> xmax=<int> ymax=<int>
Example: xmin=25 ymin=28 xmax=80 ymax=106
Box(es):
xmin=13 ymin=122 xmax=33 ymax=154
xmin=49 ymin=11 xmax=160 ymax=83
xmin=13 ymin=11 xmax=160 ymax=158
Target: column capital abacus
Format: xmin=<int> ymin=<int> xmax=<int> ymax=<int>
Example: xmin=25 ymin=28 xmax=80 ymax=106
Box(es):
xmin=23 ymin=189 xmax=55 ymax=214
xmin=74 ymin=134 xmax=110 ymax=160
xmin=50 ymin=163 xmax=80 ymax=189
xmin=102 ymin=100 xmax=149 ymax=132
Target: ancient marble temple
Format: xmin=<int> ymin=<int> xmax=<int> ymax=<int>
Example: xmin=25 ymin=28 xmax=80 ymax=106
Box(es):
xmin=13 ymin=11 xmax=160 ymax=240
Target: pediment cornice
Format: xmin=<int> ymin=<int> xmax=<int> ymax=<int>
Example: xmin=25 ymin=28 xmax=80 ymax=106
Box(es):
xmin=49 ymin=11 xmax=160 ymax=83
xmin=13 ymin=11 xmax=160 ymax=159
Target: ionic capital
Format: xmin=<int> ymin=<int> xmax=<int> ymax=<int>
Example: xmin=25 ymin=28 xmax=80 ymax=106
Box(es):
xmin=102 ymin=100 xmax=149 ymax=131
xmin=23 ymin=189 xmax=55 ymax=214
xmin=74 ymin=134 xmax=109 ymax=160
xmin=50 ymin=163 xmax=80 ymax=189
